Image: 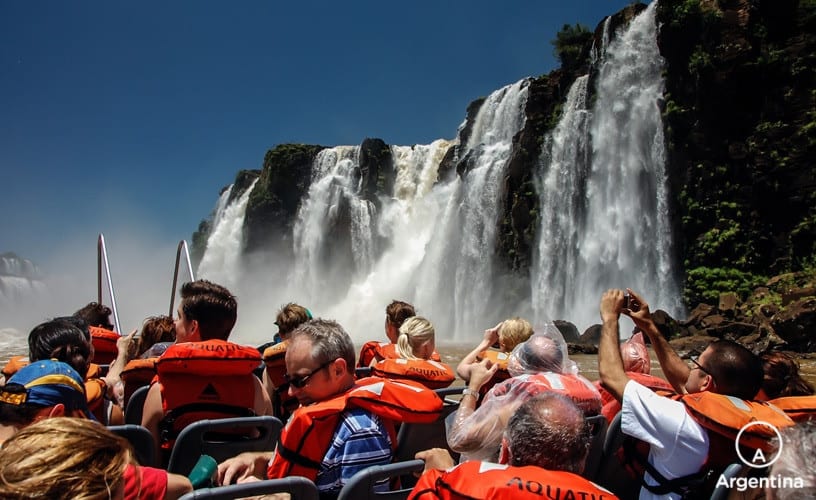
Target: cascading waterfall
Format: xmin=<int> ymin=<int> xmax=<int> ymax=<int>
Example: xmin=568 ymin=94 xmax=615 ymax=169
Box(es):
xmin=533 ymin=2 xmax=682 ymax=331
xmin=197 ymin=180 xmax=257 ymax=291
xmin=533 ymin=75 xmax=591 ymax=323
xmin=197 ymin=6 xmax=683 ymax=344
xmin=292 ymin=146 xmax=381 ymax=308
xmin=444 ymin=79 xmax=530 ymax=338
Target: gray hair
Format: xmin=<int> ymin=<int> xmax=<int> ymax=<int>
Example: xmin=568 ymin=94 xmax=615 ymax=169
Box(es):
xmin=505 ymin=392 xmax=590 ymax=474
xmin=290 ymin=319 xmax=355 ymax=371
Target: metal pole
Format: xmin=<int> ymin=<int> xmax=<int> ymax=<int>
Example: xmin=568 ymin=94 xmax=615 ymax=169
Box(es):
xmin=97 ymin=234 xmax=122 ymax=334
xmin=169 ymin=240 xmax=196 ymax=317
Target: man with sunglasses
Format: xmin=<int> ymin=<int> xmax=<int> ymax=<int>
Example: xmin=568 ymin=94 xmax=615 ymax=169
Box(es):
xmin=218 ymin=319 xmax=395 ymax=498
xmin=598 ymin=288 xmax=767 ymax=500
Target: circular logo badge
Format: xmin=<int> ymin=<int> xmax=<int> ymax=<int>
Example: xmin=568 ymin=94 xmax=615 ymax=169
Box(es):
xmin=734 ymin=421 xmax=783 ymax=468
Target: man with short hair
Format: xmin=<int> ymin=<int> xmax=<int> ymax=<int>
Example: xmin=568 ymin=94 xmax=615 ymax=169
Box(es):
xmin=598 ymin=288 xmax=778 ymax=499
xmin=0 ymin=359 xmax=192 ymax=500
xmin=409 ymin=393 xmax=616 ymax=499
xmin=261 ymin=302 xmax=313 ymax=420
xmin=142 ymin=279 xmax=272 ymax=458
xmin=219 ymin=319 xmax=434 ymax=499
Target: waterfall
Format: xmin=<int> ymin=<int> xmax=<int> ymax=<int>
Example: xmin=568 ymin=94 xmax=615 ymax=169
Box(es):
xmin=197 ymin=5 xmax=685 ymax=344
xmin=444 ymin=80 xmax=530 ymax=338
xmin=533 ymin=2 xmax=682 ymax=331
xmin=533 ymin=75 xmax=591 ymax=324
xmin=197 ymin=180 xmax=258 ymax=290
xmin=291 ymin=146 xmax=378 ymax=307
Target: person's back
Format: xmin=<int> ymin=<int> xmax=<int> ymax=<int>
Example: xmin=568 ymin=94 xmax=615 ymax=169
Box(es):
xmin=74 ymin=301 xmax=120 ymax=364
xmin=371 ymin=316 xmax=455 ymax=389
xmin=141 ymin=280 xmax=272 ymax=462
xmin=410 ymin=393 xmax=618 ymax=500
xmin=358 ymin=300 xmax=443 ymax=366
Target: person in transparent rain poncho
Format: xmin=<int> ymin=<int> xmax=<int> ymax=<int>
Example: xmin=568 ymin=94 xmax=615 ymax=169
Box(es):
xmin=446 ymin=324 xmax=600 ymax=463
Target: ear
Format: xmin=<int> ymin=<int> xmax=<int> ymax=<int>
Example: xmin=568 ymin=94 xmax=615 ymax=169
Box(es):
xmin=333 ymin=357 xmax=347 ymax=377
xmin=498 ymin=437 xmax=511 ymax=465
xmin=701 ymin=373 xmax=716 ymax=392
xmin=47 ymin=404 xmax=66 ymax=418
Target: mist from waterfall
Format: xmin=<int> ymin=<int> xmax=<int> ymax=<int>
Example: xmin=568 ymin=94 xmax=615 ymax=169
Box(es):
xmin=197 ymin=180 xmax=257 ymax=291
xmin=533 ymin=2 xmax=682 ymax=331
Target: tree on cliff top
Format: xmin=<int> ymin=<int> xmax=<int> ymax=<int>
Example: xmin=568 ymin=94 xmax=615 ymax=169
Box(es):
xmin=551 ymin=23 xmax=593 ymax=71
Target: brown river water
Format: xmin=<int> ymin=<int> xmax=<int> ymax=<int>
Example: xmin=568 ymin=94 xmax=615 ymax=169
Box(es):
xmin=2 ymin=331 xmax=815 ymax=387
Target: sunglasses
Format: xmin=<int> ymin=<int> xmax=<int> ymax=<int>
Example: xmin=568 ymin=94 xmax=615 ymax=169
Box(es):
xmin=688 ymin=355 xmax=713 ymax=378
xmin=284 ymin=359 xmax=334 ymax=389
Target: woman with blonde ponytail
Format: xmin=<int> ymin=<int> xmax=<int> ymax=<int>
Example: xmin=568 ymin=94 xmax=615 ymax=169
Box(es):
xmin=373 ymin=316 xmax=455 ymax=389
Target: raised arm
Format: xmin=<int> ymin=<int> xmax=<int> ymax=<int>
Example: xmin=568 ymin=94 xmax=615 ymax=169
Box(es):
xmin=456 ymin=323 xmax=501 ymax=382
xmin=598 ymin=289 xmax=631 ymax=401
xmin=624 ymin=288 xmax=690 ymax=394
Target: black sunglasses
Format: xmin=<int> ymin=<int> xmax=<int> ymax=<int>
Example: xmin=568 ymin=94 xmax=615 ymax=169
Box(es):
xmin=689 ymin=355 xmax=713 ymax=378
xmin=284 ymin=359 xmax=334 ymax=389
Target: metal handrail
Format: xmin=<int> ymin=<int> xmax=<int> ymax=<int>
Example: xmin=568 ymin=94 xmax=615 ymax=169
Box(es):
xmin=169 ymin=240 xmax=196 ymax=317
xmin=97 ymin=234 xmax=122 ymax=334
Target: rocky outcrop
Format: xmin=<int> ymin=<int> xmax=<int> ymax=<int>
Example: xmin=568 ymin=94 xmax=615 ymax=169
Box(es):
xmin=243 ymin=144 xmax=325 ymax=254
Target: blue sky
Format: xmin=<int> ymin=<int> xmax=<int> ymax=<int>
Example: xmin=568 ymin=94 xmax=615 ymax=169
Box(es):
xmin=2 ymin=0 xmax=631 ymax=269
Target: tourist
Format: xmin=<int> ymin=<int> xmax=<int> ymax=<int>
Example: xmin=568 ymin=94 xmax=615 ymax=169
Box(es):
xmin=371 ymin=316 xmax=455 ymax=389
xmin=409 ymin=393 xmax=617 ymax=499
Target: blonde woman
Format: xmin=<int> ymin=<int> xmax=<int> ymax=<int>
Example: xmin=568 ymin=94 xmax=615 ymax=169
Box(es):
xmin=0 ymin=417 xmax=131 ymax=499
xmin=456 ymin=318 xmax=534 ymax=395
xmin=371 ymin=316 xmax=455 ymax=389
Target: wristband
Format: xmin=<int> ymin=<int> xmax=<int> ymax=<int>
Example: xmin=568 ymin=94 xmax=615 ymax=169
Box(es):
xmin=461 ymin=388 xmax=480 ymax=400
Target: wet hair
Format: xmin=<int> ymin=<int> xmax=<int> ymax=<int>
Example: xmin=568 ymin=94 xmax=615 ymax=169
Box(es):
xmin=769 ymin=421 xmax=816 ymax=498
xmin=73 ymin=302 xmax=114 ymax=330
xmin=760 ymin=351 xmax=815 ymax=399
xmin=505 ymin=392 xmax=590 ymax=474
xmin=498 ymin=318 xmax=533 ymax=352
xmin=136 ymin=315 xmax=176 ymax=357
xmin=28 ymin=319 xmax=92 ymax=377
xmin=291 ymin=319 xmax=355 ymax=371
xmin=275 ymin=303 xmax=312 ymax=337
xmin=396 ymin=316 xmax=435 ymax=360
xmin=385 ymin=300 xmax=415 ymax=327
xmin=179 ymin=280 xmax=237 ymax=340
xmin=705 ymin=340 xmax=763 ymax=400
xmin=0 ymin=417 xmax=132 ymax=499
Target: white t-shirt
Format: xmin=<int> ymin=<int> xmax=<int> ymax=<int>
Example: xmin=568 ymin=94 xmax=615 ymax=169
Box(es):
xmin=621 ymin=380 xmax=709 ymax=500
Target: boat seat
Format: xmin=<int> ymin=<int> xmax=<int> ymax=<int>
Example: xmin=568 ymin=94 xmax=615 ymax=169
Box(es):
xmin=179 ymin=476 xmax=319 ymax=500
xmin=337 ymin=459 xmax=425 ymax=500
xmin=166 ymin=415 xmax=283 ymax=476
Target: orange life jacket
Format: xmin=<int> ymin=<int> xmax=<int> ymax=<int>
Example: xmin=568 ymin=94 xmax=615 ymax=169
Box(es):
xmin=595 ymin=373 xmax=673 ymax=422
xmin=2 ymin=356 xmax=29 ymax=379
xmin=623 ymin=390 xmax=795 ymax=497
xmin=408 ymin=460 xmax=618 ymax=500
xmin=90 ymin=325 xmax=119 ymax=364
xmin=155 ymin=339 xmax=261 ymax=449
xmin=262 ymin=340 xmax=299 ymax=421
xmin=767 ymin=395 xmax=816 ymax=422
xmin=489 ymin=372 xmax=603 ymax=416
xmin=371 ymin=358 xmax=456 ymax=390
xmin=357 ymin=341 xmax=441 ymax=368
xmin=267 ymin=377 xmax=443 ymax=481
xmin=120 ymin=357 xmax=158 ymax=405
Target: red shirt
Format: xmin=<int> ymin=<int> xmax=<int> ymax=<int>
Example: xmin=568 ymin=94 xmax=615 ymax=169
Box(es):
xmin=123 ymin=464 xmax=168 ymax=500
